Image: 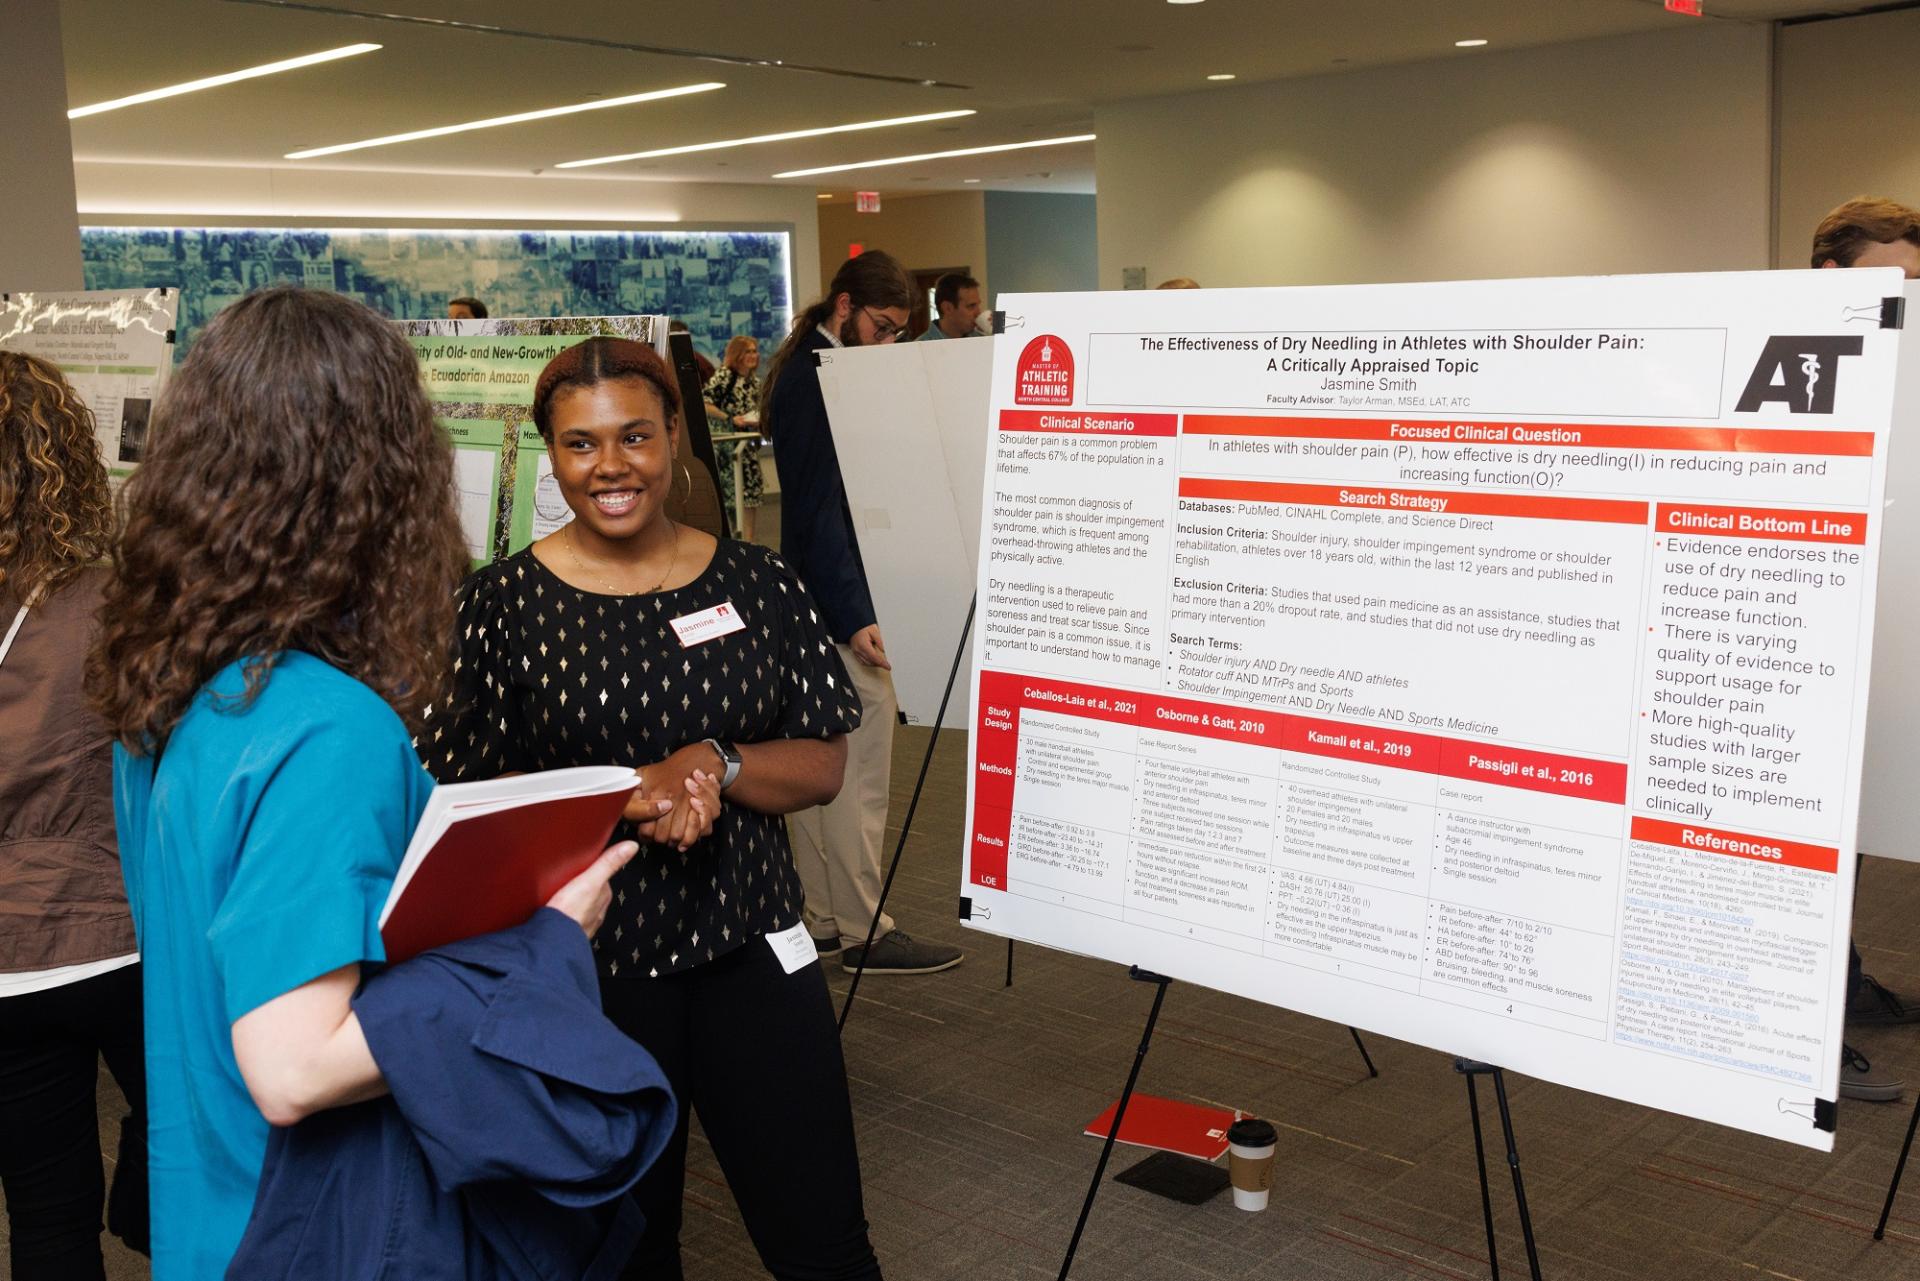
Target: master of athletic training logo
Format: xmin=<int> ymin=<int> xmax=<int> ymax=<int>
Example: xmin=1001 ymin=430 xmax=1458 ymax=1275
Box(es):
xmin=1014 ymin=335 xmax=1074 ymax=406
xmin=1734 ymin=335 xmax=1864 ymax=414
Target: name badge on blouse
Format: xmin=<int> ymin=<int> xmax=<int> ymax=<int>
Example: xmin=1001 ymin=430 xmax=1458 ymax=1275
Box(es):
xmin=669 ymin=601 xmax=747 ymax=648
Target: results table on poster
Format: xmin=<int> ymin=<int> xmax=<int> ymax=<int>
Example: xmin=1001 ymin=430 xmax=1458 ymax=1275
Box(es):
xmin=960 ymin=271 xmax=1908 ymax=1149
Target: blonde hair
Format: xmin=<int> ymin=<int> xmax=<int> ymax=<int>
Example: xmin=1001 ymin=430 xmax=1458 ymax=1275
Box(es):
xmin=723 ymin=335 xmax=759 ymax=373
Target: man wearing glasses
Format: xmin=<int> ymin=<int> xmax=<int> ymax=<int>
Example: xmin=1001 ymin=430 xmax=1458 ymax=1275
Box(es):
xmin=763 ymin=250 xmax=965 ymax=977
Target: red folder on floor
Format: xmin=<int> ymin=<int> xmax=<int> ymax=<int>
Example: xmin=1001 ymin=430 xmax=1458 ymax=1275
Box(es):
xmin=1082 ymin=1094 xmax=1240 ymax=1161
xmin=378 ymin=765 xmax=639 ymax=964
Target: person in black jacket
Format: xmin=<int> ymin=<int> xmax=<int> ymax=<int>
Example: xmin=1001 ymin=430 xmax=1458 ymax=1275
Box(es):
xmin=761 ymin=252 xmax=964 ymax=976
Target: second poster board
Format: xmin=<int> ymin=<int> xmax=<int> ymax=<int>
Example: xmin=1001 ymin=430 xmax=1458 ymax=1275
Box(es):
xmin=0 ymin=288 xmax=178 ymax=477
xmin=817 ymin=336 xmax=992 ymax=728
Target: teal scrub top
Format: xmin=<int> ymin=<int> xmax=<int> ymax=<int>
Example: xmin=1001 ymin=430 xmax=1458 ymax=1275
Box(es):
xmin=114 ymin=653 xmax=435 ymax=1279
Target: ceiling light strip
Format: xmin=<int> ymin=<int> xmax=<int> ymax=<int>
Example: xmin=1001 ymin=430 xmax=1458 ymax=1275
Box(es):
xmin=285 ymin=83 xmax=726 ymax=159
xmin=773 ymin=134 xmax=1095 ymax=179
xmin=557 ymin=110 xmax=977 ymax=169
xmin=68 ymin=43 xmax=381 ymax=119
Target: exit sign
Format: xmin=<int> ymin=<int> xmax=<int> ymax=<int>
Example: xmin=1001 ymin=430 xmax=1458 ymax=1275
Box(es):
xmin=855 ymin=191 xmax=882 ymax=213
xmin=1665 ymin=0 xmax=1703 ymax=14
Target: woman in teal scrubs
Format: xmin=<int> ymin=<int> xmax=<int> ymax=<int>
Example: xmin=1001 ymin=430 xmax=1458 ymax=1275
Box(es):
xmin=85 ymin=287 xmax=638 ymax=1279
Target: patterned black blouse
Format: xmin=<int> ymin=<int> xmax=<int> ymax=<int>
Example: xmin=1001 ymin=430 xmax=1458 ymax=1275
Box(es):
xmin=424 ymin=538 xmax=862 ymax=978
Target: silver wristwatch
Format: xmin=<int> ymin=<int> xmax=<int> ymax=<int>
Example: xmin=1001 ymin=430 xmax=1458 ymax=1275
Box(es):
xmin=704 ymin=738 xmax=742 ymax=790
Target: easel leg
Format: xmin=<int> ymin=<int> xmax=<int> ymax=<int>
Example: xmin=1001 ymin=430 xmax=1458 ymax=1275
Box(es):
xmin=1058 ymin=968 xmax=1172 ymax=1281
xmin=1463 ymin=1068 xmax=1501 ymax=1281
xmin=1876 ymin=1088 xmax=1920 ymax=1239
xmin=838 ymin=596 xmax=976 ymax=1032
xmin=1348 ymin=1026 xmax=1378 ymax=1078
xmin=1006 ymin=938 xmax=1015 ymax=988
xmin=1491 ymin=1069 xmax=1543 ymax=1281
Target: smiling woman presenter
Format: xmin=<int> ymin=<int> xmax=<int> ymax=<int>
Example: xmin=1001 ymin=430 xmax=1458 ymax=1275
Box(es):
xmin=427 ymin=336 xmax=883 ymax=1281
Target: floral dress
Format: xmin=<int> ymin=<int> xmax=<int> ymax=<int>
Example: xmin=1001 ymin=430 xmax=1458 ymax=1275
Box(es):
xmin=703 ymin=367 xmax=765 ymax=513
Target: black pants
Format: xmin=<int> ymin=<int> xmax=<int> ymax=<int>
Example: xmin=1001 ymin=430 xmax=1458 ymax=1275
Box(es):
xmin=601 ymin=940 xmax=883 ymax=1281
xmin=0 ymin=962 xmax=149 ymax=1281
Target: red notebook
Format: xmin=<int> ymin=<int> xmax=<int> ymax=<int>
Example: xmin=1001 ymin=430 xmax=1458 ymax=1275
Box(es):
xmin=1082 ymin=1094 xmax=1241 ymax=1161
xmin=378 ymin=765 xmax=640 ymax=964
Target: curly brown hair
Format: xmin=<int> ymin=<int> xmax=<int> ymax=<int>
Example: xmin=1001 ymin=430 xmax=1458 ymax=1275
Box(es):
xmin=86 ymin=287 xmax=470 ymax=752
xmin=0 ymin=352 xmax=114 ymax=607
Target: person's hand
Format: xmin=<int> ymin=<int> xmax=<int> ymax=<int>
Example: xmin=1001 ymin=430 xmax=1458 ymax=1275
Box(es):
xmin=850 ymin=624 xmax=891 ymax=670
xmin=731 ymin=414 xmax=753 ymax=428
xmin=626 ymin=744 xmax=726 ymax=849
xmin=545 ymin=841 xmax=639 ymax=937
xmin=650 ymin=768 xmax=722 ymax=851
xmin=621 ymin=768 xmax=675 ymax=826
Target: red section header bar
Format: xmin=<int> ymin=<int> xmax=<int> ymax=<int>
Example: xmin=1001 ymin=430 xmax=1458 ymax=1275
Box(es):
xmin=1182 ymin=414 xmax=1875 ymax=458
xmin=1630 ymin=816 xmax=1837 ymax=873
xmin=1655 ymin=503 xmax=1866 ymax=545
xmin=999 ymin=409 xmax=1178 ymax=437
xmin=1179 ymin=477 xmax=1647 ymax=526
xmin=1438 ymin=741 xmax=1627 ymax=804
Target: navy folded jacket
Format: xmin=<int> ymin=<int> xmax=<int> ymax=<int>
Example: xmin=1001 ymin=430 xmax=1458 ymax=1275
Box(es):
xmin=227 ymin=908 xmax=676 ymax=1280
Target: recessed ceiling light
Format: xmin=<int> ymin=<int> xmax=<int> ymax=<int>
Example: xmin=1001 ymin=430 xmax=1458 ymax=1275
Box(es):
xmin=773 ymin=134 xmax=1094 ymax=179
xmin=963 ymin=178 xmax=981 ymax=183
xmin=902 ymin=39 xmax=937 ymax=49
xmin=69 ymin=43 xmax=381 ymax=119
xmin=557 ymin=109 xmax=976 ymax=169
xmin=818 ymin=193 xmax=834 ymax=199
xmin=1168 ymin=1 xmax=1205 ymax=5
xmin=1456 ymin=38 xmax=1489 ymax=47
xmin=1207 ymin=73 xmax=1236 ymax=81
xmin=286 ymin=82 xmax=724 ymax=159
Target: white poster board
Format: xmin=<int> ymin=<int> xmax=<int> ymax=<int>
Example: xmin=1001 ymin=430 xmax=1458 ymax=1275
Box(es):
xmin=961 ymin=270 xmax=1906 ymax=1150
xmin=820 ymin=337 xmax=993 ymax=728
xmin=1857 ymin=281 xmax=1920 ymax=861
xmin=0 ymin=288 xmax=177 ymax=475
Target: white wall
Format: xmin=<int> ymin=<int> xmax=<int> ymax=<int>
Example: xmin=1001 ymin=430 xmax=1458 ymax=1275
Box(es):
xmin=1095 ymin=24 xmax=1772 ymax=291
xmin=72 ymin=161 xmax=820 ymax=300
xmin=1776 ymin=8 xmax=1920 ymax=269
xmin=1 ymin=0 xmax=81 ymax=290
xmin=816 ymin=192 xmax=987 ymax=301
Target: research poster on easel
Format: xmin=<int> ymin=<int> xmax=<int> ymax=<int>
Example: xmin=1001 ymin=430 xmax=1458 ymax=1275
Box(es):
xmin=401 ymin=316 xmax=666 ymax=563
xmin=0 ymin=288 xmax=177 ymax=476
xmin=959 ymin=270 xmax=1907 ymax=1150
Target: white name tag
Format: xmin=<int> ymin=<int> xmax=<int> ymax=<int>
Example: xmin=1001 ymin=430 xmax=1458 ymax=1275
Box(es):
xmin=669 ymin=600 xmax=747 ymax=647
xmin=766 ymin=922 xmax=818 ymax=975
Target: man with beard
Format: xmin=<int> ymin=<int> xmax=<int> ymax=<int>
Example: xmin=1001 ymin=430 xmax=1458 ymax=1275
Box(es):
xmin=762 ymin=250 xmax=964 ymax=977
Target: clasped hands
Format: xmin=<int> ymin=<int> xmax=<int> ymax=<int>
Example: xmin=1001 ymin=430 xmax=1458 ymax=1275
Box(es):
xmin=623 ymin=742 xmax=725 ymax=850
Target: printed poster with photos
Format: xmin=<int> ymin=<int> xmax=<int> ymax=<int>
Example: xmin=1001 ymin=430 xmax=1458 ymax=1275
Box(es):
xmin=0 ymin=288 xmax=178 ymax=477
xmin=400 ymin=315 xmax=667 ymax=564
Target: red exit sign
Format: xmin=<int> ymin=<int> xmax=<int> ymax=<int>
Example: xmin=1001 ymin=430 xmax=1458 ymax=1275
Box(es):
xmin=1665 ymin=0 xmax=1703 ymax=14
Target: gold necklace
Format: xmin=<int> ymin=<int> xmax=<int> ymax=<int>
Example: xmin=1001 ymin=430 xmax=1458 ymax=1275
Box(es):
xmin=567 ymin=520 xmax=679 ymax=595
